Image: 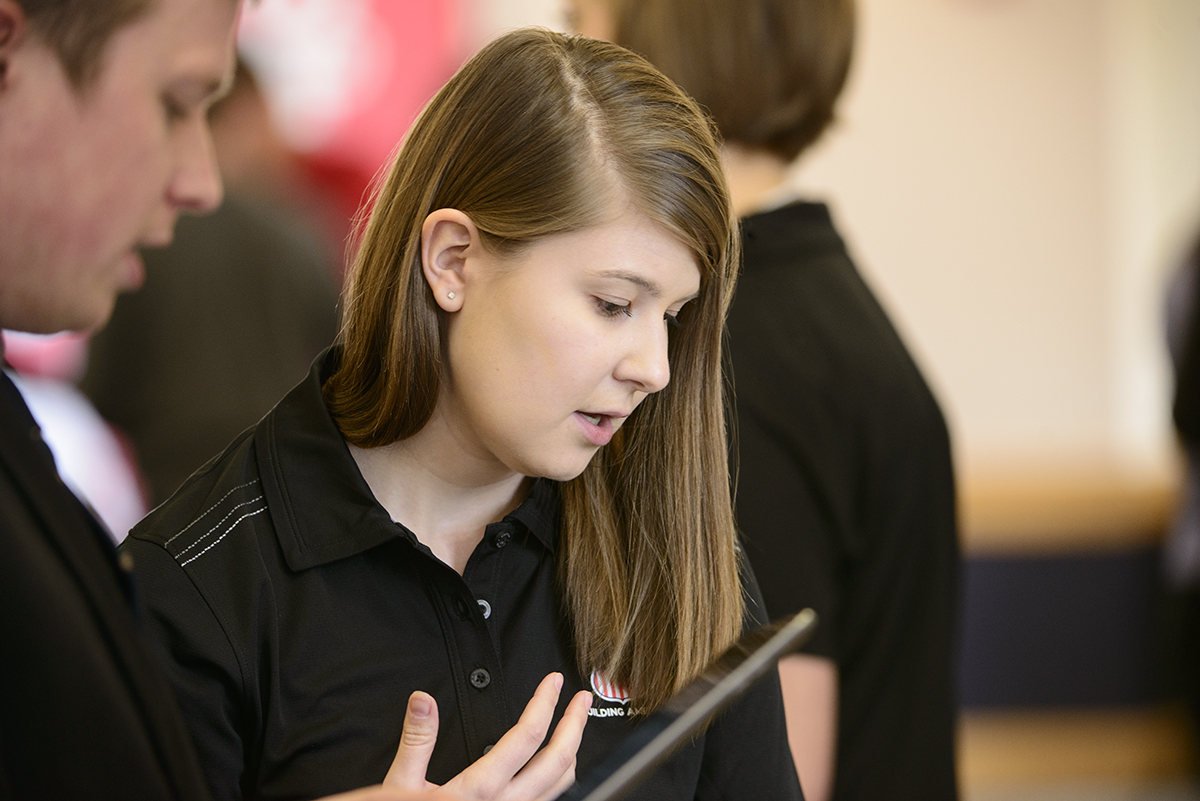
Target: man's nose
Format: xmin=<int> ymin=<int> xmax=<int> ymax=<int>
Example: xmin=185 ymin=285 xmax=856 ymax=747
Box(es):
xmin=167 ymin=116 xmax=223 ymax=214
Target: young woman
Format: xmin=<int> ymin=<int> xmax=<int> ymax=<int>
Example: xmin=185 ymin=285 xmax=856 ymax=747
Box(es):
xmin=122 ymin=28 xmax=801 ymax=801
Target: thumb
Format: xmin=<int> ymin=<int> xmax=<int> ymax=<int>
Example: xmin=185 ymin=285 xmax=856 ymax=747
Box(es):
xmin=383 ymin=691 xmax=440 ymax=790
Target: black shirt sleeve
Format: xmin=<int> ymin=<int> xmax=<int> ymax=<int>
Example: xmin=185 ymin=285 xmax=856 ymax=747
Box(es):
xmin=735 ymin=405 xmax=841 ymax=661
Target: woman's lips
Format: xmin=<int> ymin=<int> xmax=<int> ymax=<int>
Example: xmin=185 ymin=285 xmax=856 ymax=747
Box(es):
xmin=575 ymin=411 xmax=615 ymax=446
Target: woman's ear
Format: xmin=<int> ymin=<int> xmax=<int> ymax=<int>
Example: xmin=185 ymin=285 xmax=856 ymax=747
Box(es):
xmin=420 ymin=208 xmax=479 ymax=312
xmin=0 ymin=0 xmax=29 ymax=88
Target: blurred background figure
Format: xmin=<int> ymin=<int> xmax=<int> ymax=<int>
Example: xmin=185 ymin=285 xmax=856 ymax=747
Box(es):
xmin=236 ymin=0 xmax=463 ymax=253
xmin=1164 ymin=224 xmax=1200 ymax=774
xmin=81 ymin=61 xmax=341 ymax=507
xmin=569 ymin=1 xmax=960 ymax=799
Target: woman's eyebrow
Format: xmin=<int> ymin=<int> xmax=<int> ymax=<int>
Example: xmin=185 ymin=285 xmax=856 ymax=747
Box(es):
xmin=595 ymin=269 xmax=699 ymax=302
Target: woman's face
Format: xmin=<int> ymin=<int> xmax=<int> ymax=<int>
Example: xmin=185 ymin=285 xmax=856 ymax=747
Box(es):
xmin=435 ymin=207 xmax=700 ymax=483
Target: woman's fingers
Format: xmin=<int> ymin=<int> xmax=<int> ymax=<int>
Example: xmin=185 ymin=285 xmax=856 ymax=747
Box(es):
xmin=446 ymin=672 xmax=570 ymax=799
xmin=383 ymin=691 xmax=441 ymax=790
xmin=513 ymin=689 xmax=592 ymax=801
xmin=398 ymin=674 xmax=591 ymax=801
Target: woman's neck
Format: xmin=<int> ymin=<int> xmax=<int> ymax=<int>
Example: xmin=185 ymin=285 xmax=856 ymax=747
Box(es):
xmin=348 ymin=425 xmax=529 ymax=575
xmin=721 ymin=145 xmax=795 ymax=218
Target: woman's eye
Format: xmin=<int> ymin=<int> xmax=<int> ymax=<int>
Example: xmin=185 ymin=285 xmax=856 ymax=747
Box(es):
xmin=596 ymin=299 xmax=632 ymax=318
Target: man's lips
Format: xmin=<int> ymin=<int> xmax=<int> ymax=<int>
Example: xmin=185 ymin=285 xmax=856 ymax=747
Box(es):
xmin=119 ymin=250 xmax=146 ymax=291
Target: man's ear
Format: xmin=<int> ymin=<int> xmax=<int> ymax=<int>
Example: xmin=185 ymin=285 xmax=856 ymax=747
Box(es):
xmin=421 ymin=208 xmax=480 ymax=313
xmin=0 ymin=0 xmax=28 ymax=88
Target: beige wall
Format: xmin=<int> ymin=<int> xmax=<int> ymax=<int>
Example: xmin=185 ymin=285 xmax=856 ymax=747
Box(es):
xmin=469 ymin=0 xmax=1200 ymax=482
xmin=794 ymin=0 xmax=1200 ymax=482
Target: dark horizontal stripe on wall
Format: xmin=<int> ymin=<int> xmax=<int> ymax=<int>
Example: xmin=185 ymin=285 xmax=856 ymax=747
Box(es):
xmin=958 ymin=547 xmax=1168 ymax=707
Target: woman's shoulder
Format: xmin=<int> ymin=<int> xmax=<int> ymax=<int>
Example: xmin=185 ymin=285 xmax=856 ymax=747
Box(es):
xmin=119 ymin=425 xmax=278 ymax=675
xmin=125 ymin=427 xmax=270 ymax=563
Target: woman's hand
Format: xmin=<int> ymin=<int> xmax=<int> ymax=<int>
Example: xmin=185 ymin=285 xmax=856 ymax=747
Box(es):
xmin=381 ymin=672 xmax=592 ymax=801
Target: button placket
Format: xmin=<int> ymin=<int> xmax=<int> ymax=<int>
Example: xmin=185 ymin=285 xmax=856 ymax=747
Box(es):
xmin=430 ymin=538 xmax=509 ymax=759
xmin=453 ymin=597 xmax=471 ymax=621
xmin=466 ymin=522 xmax=514 ymax=630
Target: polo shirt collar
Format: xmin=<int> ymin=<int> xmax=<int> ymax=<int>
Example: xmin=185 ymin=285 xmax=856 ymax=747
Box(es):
xmin=256 ymin=348 xmax=560 ymax=572
xmin=741 ymin=201 xmax=843 ymax=266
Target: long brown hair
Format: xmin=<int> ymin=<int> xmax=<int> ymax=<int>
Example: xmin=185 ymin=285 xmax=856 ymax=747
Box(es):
xmin=324 ymin=28 xmax=742 ymax=710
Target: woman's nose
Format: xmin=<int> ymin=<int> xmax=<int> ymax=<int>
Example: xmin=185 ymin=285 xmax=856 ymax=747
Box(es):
xmin=613 ymin=323 xmax=671 ymax=394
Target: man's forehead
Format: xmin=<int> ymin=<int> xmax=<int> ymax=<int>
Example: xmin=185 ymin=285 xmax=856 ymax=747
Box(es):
xmin=104 ymin=0 xmax=240 ymax=77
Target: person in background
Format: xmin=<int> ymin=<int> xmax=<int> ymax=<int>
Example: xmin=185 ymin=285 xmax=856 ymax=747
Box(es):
xmin=82 ymin=60 xmax=341 ymax=508
xmin=121 ymin=27 xmax=801 ymax=801
xmin=1164 ymin=227 xmax=1200 ymax=774
xmin=570 ymin=1 xmax=961 ymax=799
xmin=81 ymin=191 xmax=340 ymax=507
xmin=0 ymin=0 xmax=578 ymax=797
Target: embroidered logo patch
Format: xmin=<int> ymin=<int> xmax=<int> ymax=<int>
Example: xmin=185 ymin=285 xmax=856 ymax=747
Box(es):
xmin=589 ymin=669 xmax=631 ymax=705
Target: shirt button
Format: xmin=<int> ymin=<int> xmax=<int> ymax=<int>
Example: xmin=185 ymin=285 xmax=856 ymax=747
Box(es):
xmin=470 ymin=668 xmax=491 ymax=689
xmin=477 ymin=599 xmax=492 ymax=619
xmin=495 ymin=530 xmax=512 ymax=548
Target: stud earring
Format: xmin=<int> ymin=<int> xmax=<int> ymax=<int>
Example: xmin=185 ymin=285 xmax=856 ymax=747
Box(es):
xmin=447 ymin=292 xmax=456 ymax=300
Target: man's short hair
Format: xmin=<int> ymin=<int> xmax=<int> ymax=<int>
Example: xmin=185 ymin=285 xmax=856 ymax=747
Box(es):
xmin=611 ymin=0 xmax=855 ymax=162
xmin=18 ymin=0 xmax=155 ymax=88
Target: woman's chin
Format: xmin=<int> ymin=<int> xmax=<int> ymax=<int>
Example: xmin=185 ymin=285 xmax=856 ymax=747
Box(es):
xmin=523 ymin=452 xmax=599 ymax=483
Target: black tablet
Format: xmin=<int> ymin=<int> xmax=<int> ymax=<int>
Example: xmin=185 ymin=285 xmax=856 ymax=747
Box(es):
xmin=555 ymin=608 xmax=817 ymax=801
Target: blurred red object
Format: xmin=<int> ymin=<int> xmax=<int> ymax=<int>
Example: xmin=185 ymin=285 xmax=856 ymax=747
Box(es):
xmin=239 ymin=0 xmax=463 ymax=245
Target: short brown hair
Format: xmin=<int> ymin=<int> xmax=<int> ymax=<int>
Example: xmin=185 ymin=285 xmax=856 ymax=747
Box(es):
xmin=325 ymin=28 xmax=743 ymax=710
xmin=607 ymin=0 xmax=855 ymax=161
xmin=18 ymin=0 xmax=155 ymax=87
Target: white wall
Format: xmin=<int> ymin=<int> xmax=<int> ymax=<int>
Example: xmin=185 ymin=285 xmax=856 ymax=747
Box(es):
xmin=468 ymin=0 xmax=1200 ymax=481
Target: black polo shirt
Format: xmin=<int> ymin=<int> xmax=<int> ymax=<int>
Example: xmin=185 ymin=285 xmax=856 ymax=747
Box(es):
xmin=122 ymin=349 xmax=802 ymax=801
xmin=729 ymin=202 xmax=959 ymax=800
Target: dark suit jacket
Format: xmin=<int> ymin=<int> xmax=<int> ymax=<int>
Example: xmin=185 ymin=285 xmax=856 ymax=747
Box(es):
xmin=0 ymin=371 xmax=212 ymax=800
